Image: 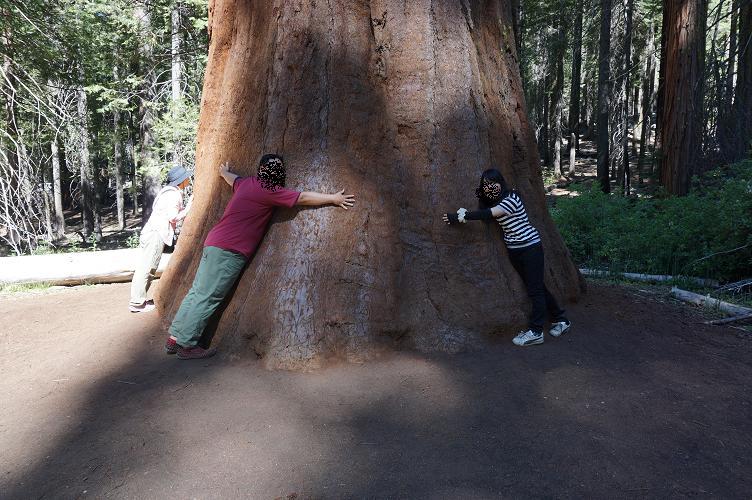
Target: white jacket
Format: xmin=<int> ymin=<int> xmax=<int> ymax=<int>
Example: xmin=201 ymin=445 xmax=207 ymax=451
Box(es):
xmin=142 ymin=186 xmax=191 ymax=246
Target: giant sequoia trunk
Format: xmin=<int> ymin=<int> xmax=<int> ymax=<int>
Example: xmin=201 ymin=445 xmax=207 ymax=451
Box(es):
xmin=157 ymin=0 xmax=582 ymax=370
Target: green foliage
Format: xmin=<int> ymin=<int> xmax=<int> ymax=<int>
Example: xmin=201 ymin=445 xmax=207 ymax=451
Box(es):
xmin=152 ymin=98 xmax=200 ymax=170
xmin=126 ymin=232 xmax=140 ymax=249
xmin=552 ymin=161 xmax=752 ymax=281
xmin=0 ymin=281 xmax=52 ymax=294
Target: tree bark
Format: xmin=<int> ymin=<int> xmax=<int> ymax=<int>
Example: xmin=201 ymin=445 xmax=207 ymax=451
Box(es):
xmin=156 ymin=0 xmax=582 ymax=370
xmin=724 ymin=0 xmax=738 ymax=112
xmin=113 ymin=110 xmax=125 ymax=231
xmin=619 ymin=0 xmax=633 ymax=194
xmin=171 ymin=1 xmax=183 ymax=164
xmin=512 ymin=0 xmax=522 ymax=60
xmin=552 ymin=10 xmax=566 ymax=178
xmin=709 ymin=0 xmax=725 ymax=154
xmin=718 ymin=0 xmax=738 ymax=157
xmin=50 ymin=137 xmax=66 ymax=237
xmin=568 ymin=0 xmax=584 ymax=177
xmin=657 ymin=0 xmax=707 ymax=196
xmin=597 ymin=0 xmax=612 ymax=192
xmin=638 ymin=21 xmax=656 ymax=183
xmin=541 ymin=72 xmax=551 ymax=166
xmin=171 ymin=1 xmax=183 ymax=103
xmin=75 ymin=84 xmax=95 ymax=237
xmin=126 ymin=112 xmax=138 ymax=217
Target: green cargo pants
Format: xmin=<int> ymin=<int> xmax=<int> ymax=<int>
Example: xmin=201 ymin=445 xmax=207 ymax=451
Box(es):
xmin=169 ymin=246 xmax=247 ymax=347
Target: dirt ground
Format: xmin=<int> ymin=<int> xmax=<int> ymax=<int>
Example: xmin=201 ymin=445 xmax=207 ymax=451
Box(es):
xmin=1 ymin=280 xmax=751 ymax=499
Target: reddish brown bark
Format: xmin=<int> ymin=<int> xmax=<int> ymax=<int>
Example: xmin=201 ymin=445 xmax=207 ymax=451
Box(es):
xmin=657 ymin=0 xmax=707 ymax=196
xmin=157 ymin=0 xmax=582 ymax=370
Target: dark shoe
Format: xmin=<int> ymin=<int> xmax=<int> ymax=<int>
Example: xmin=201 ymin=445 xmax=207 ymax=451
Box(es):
xmin=164 ymin=337 xmax=178 ymax=355
xmin=177 ymin=346 xmax=217 ymax=360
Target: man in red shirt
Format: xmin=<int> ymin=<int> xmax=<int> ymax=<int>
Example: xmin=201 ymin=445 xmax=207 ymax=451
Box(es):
xmin=166 ymin=154 xmax=355 ymax=359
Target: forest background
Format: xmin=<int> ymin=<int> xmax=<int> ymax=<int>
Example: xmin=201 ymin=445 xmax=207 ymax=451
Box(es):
xmin=1 ymin=0 xmax=750 ymax=286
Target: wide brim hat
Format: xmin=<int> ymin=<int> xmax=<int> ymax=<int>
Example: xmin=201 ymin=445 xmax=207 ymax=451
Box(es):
xmin=167 ymin=165 xmax=190 ymax=186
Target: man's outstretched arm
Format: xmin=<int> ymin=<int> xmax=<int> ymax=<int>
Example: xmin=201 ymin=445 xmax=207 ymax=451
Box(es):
xmin=219 ymin=162 xmax=239 ymax=187
xmin=297 ymin=189 xmax=355 ymax=210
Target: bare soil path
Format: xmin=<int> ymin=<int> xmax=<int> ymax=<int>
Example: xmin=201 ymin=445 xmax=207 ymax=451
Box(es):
xmin=1 ymin=281 xmax=751 ymax=499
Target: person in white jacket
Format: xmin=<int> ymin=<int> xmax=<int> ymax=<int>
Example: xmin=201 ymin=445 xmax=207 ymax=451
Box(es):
xmin=129 ymin=165 xmax=192 ymax=313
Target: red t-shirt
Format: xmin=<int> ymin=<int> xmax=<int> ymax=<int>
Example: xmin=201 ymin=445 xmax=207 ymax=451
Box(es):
xmin=204 ymin=177 xmax=301 ymax=258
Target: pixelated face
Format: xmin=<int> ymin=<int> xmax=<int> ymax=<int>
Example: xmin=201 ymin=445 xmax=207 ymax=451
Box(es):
xmin=482 ymin=181 xmax=502 ymax=199
xmin=258 ymin=157 xmax=286 ymax=190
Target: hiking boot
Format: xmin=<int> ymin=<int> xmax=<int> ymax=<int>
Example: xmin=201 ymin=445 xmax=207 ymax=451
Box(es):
xmin=129 ymin=302 xmax=156 ymax=313
xmin=177 ymin=346 xmax=217 ymax=360
xmin=549 ymin=320 xmax=571 ymax=338
xmin=164 ymin=337 xmax=178 ymax=355
xmin=512 ymin=330 xmax=544 ymax=346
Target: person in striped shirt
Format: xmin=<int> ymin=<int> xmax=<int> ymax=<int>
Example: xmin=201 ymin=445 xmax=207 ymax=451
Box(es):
xmin=443 ymin=168 xmax=571 ymax=346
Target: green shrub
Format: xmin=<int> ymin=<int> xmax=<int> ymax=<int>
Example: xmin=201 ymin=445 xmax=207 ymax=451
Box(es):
xmin=551 ymin=160 xmax=752 ymax=282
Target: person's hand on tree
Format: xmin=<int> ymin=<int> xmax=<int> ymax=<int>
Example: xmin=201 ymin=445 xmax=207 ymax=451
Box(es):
xmin=219 ymin=161 xmax=231 ymax=176
xmin=443 ymin=212 xmax=459 ymax=224
xmin=333 ymin=189 xmax=355 ymax=210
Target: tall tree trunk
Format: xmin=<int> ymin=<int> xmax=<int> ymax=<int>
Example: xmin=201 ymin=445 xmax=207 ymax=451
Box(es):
xmin=2 ymin=15 xmax=18 ymax=180
xmin=135 ymin=4 xmax=161 ymax=224
xmin=709 ymin=0 xmax=725 ymax=155
xmin=552 ymin=11 xmax=566 ymax=179
xmin=512 ymin=0 xmax=522 ymax=59
xmin=619 ymin=0 xmax=633 ymax=194
xmin=171 ymin=1 xmax=183 ymax=103
xmin=597 ymin=0 xmax=612 ymax=192
xmin=76 ymin=84 xmax=95 ymax=237
xmin=730 ymin=0 xmax=751 ymax=160
xmin=724 ymin=0 xmax=738 ymax=112
xmin=112 ymin=65 xmax=125 ymax=230
xmin=112 ymin=129 xmax=125 ymax=231
xmin=718 ymin=0 xmax=738 ymax=157
xmin=126 ymin=112 xmax=138 ymax=217
xmin=50 ymin=137 xmax=66 ymax=237
xmin=542 ymin=73 xmax=551 ymax=166
xmin=568 ymin=0 xmax=584 ymax=177
xmin=553 ymin=91 xmax=563 ymax=178
xmin=113 ymin=112 xmax=125 ymax=231
xmin=171 ymin=0 xmax=183 ymax=164
xmin=156 ymin=0 xmax=582 ymax=370
xmin=638 ymin=21 xmax=656 ymax=183
xmin=41 ymin=172 xmax=54 ymax=243
xmin=658 ymin=0 xmax=707 ymax=196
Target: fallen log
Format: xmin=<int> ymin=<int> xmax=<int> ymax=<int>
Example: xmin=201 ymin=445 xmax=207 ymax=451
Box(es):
xmin=0 ymin=248 xmax=171 ymax=286
xmin=580 ymin=268 xmax=719 ymax=287
xmin=670 ymin=286 xmax=752 ymax=317
xmin=704 ymin=313 xmax=752 ymax=325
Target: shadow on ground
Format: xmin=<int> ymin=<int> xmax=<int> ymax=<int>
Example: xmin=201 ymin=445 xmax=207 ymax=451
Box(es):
xmin=1 ymin=282 xmax=751 ymax=499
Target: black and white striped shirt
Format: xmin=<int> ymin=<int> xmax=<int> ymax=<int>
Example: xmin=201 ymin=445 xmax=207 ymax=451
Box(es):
xmin=495 ymin=191 xmax=541 ymax=248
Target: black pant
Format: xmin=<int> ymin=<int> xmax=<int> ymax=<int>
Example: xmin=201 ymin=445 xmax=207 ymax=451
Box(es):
xmin=507 ymin=242 xmax=566 ymax=334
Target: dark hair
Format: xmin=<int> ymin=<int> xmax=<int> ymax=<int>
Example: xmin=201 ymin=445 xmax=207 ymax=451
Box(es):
xmin=257 ymin=153 xmax=286 ymax=191
xmin=259 ymin=153 xmax=284 ymax=167
xmin=475 ymin=168 xmax=508 ymax=208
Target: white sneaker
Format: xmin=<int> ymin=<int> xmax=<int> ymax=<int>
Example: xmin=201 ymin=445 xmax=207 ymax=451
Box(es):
xmin=129 ymin=302 xmax=156 ymax=313
xmin=549 ymin=320 xmax=571 ymax=337
xmin=512 ymin=330 xmax=544 ymax=346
